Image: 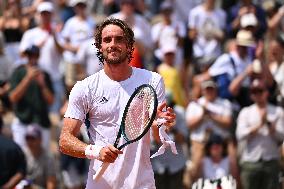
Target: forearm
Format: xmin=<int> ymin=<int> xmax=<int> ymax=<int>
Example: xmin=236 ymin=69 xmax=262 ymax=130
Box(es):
xmin=9 ymin=76 xmax=31 ymax=103
xmin=59 ymin=118 xmax=87 ymax=158
xmin=59 ymin=131 xmax=87 ymax=158
xmin=46 ymin=176 xmax=57 ymax=189
xmin=188 ymin=116 xmax=203 ymax=131
xmin=41 ymin=85 xmax=54 ymax=105
xmin=2 ymin=172 xmax=24 ymax=189
xmin=229 ymin=72 xmax=248 ymax=96
xmin=209 ymin=114 xmax=232 ymax=128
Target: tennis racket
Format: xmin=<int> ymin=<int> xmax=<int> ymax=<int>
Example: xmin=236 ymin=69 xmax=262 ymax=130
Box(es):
xmin=93 ymin=84 xmax=158 ymax=181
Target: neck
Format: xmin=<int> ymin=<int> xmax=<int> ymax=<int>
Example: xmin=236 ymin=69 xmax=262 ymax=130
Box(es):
xmin=204 ymin=2 xmax=214 ymax=11
xmin=212 ymin=156 xmax=222 ymax=163
xmin=256 ymin=102 xmax=267 ymax=108
xmin=104 ymin=62 xmax=132 ymax=81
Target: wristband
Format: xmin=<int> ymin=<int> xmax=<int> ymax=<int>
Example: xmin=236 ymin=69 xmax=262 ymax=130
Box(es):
xmin=85 ymin=144 xmax=103 ymax=160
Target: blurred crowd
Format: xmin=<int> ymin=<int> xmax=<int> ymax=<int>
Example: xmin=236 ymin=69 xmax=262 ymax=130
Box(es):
xmin=0 ymin=0 xmax=284 ymax=189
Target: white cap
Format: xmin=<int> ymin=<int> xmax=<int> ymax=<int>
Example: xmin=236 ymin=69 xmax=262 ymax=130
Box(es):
xmin=236 ymin=30 xmax=256 ymax=47
xmin=240 ymin=13 xmax=258 ymax=28
xmin=69 ymin=0 xmax=87 ymax=7
xmin=161 ymin=38 xmax=177 ymax=56
xmin=37 ymin=2 xmax=54 ymax=13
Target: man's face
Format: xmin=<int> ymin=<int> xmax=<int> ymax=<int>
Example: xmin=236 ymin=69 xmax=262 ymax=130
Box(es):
xmin=269 ymin=40 xmax=283 ymax=63
xmin=100 ymin=24 xmax=128 ymax=64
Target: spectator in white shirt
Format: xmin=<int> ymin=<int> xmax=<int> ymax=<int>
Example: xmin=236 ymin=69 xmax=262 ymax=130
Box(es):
xmin=236 ymin=78 xmax=284 ymax=189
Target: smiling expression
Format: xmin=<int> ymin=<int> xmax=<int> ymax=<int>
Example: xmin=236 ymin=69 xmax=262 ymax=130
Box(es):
xmin=100 ymin=24 xmax=129 ymax=65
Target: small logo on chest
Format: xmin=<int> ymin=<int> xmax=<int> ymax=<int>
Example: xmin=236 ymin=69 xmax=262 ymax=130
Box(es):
xmin=99 ymin=97 xmax=109 ymax=104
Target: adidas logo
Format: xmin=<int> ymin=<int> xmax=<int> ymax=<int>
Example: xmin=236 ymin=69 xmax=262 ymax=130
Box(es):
xmin=99 ymin=97 xmax=108 ymax=104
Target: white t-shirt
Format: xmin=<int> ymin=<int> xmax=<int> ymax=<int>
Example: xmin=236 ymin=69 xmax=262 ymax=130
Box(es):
xmin=151 ymin=20 xmax=186 ymax=69
xmin=202 ymin=157 xmax=230 ymax=180
xmin=19 ymin=27 xmax=63 ymax=81
xmin=65 ymin=67 xmax=165 ymax=189
xmin=188 ymin=5 xmax=226 ymax=58
xmin=185 ymin=97 xmax=232 ymax=142
xmin=61 ymin=16 xmax=95 ymax=64
xmin=208 ymin=52 xmax=251 ymax=87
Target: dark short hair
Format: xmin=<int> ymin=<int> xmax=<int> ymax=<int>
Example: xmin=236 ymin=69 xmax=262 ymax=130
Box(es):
xmin=94 ymin=17 xmax=135 ymax=64
xmin=24 ymin=45 xmax=40 ymax=56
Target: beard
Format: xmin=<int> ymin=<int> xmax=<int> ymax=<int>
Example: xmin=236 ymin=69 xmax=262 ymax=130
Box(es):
xmin=103 ymin=47 xmax=128 ymax=64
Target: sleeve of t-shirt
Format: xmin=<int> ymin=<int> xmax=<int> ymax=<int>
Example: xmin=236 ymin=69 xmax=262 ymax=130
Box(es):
xmin=156 ymin=77 xmax=166 ymax=105
xmin=61 ymin=20 xmax=72 ymax=39
xmin=185 ymin=101 xmax=203 ymax=123
xmin=64 ymin=80 xmax=90 ymax=122
xmin=208 ymin=54 xmax=230 ymax=77
xmin=188 ymin=9 xmax=197 ymax=29
xmin=19 ymin=31 xmax=32 ymax=53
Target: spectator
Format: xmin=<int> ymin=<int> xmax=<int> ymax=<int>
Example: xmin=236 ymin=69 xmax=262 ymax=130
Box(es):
xmin=193 ymin=30 xmax=265 ymax=108
xmin=76 ymin=27 xmax=103 ymax=77
xmin=188 ymin=0 xmax=226 ymax=73
xmin=19 ymin=1 xmax=65 ymax=114
xmin=267 ymin=34 xmax=284 ymax=106
xmin=9 ymin=45 xmax=54 ymax=150
xmin=236 ymin=78 xmax=284 ymax=189
xmin=0 ymin=32 xmax=14 ymax=112
xmin=22 ymin=124 xmax=57 ymax=189
xmin=228 ymin=31 xmax=274 ymax=108
xmin=111 ymin=0 xmax=153 ymax=69
xmin=61 ymin=0 xmax=95 ymax=90
xmin=0 ymin=121 xmax=27 ymax=189
xmin=185 ymin=79 xmax=232 ymax=182
xmin=156 ymin=42 xmax=187 ymax=107
xmin=202 ymin=134 xmax=231 ymax=180
xmin=0 ymin=0 xmax=30 ymax=64
xmin=239 ymin=13 xmax=265 ymax=61
xmin=151 ymin=0 xmax=186 ymax=70
xmin=151 ymin=91 xmax=188 ymax=189
xmin=263 ymin=1 xmax=284 ymax=39
xmin=226 ymin=0 xmax=267 ymax=40
xmin=56 ymin=0 xmax=75 ymax=24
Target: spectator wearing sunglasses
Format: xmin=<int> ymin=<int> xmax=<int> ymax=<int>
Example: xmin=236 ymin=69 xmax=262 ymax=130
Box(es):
xmin=236 ymin=78 xmax=284 ymax=189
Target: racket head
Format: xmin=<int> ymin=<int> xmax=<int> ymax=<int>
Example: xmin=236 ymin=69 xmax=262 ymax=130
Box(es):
xmin=119 ymin=84 xmax=158 ymax=149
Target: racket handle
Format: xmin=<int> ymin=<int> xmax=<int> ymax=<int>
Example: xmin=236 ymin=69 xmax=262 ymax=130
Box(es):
xmin=93 ymin=162 xmax=110 ymax=181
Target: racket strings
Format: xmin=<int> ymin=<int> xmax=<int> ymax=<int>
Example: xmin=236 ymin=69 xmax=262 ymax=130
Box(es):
xmin=125 ymin=88 xmax=155 ymax=140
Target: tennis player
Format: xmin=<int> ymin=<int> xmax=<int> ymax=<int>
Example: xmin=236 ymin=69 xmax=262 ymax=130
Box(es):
xmin=59 ymin=18 xmax=176 ymax=189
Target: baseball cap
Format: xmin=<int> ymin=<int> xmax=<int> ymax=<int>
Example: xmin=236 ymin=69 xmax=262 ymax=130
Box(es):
xmin=201 ymin=80 xmax=217 ymax=89
xmin=69 ymin=0 xmax=87 ymax=7
xmin=161 ymin=43 xmax=177 ymax=56
xmin=240 ymin=13 xmax=258 ymax=28
xmin=25 ymin=124 xmax=42 ymax=139
xmin=160 ymin=1 xmax=173 ymax=12
xmin=37 ymin=1 xmax=54 ymax=13
xmin=236 ymin=30 xmax=256 ymax=47
xmin=24 ymin=45 xmax=40 ymax=56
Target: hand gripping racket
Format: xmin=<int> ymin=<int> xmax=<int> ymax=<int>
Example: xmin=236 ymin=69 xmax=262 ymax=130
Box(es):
xmin=93 ymin=84 xmax=158 ymax=181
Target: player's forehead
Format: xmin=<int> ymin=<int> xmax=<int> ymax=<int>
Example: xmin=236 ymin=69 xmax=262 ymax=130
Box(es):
xmin=101 ymin=24 xmax=125 ymax=38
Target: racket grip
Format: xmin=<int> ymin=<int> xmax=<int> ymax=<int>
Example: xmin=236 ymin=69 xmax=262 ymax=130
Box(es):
xmin=93 ymin=162 xmax=110 ymax=181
